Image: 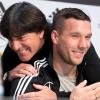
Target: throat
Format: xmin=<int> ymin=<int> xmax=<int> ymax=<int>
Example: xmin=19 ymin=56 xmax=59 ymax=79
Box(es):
xmin=54 ymin=64 xmax=77 ymax=80
xmin=54 ymin=65 xmax=77 ymax=92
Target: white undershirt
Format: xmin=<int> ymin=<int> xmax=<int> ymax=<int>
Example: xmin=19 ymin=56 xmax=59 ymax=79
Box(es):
xmin=56 ymin=70 xmax=76 ymax=92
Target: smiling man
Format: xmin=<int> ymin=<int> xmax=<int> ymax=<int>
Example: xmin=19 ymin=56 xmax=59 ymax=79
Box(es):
xmin=1 ymin=2 xmax=56 ymax=98
xmin=51 ymin=8 xmax=92 ymax=93
xmin=17 ymin=8 xmax=100 ymax=100
xmin=1 ymin=4 xmax=100 ymax=100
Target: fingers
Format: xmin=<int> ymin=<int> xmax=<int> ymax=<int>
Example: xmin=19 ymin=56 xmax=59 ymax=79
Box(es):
xmin=22 ymin=64 xmax=37 ymax=75
xmin=9 ymin=63 xmax=37 ymax=80
xmin=16 ymin=69 xmax=35 ymax=76
xmin=18 ymin=92 xmax=37 ymax=98
xmin=77 ymin=81 xmax=100 ymax=91
xmin=33 ymin=84 xmax=46 ymax=90
xmin=84 ymin=82 xmax=100 ymax=100
xmin=18 ymin=92 xmax=44 ymax=100
xmin=77 ymin=80 xmax=87 ymax=88
xmin=95 ymin=87 xmax=100 ymax=99
xmin=17 ymin=86 xmax=57 ymax=100
xmin=70 ymin=80 xmax=100 ymax=100
xmin=17 ymin=92 xmax=36 ymax=100
xmin=18 ymin=94 xmax=42 ymax=100
xmin=85 ymin=82 xmax=100 ymax=91
xmin=18 ymin=63 xmax=37 ymax=75
xmin=11 ymin=73 xmax=26 ymax=78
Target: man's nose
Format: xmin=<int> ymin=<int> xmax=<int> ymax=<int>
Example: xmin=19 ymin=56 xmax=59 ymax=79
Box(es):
xmin=78 ymin=38 xmax=87 ymax=49
xmin=9 ymin=40 xmax=21 ymax=51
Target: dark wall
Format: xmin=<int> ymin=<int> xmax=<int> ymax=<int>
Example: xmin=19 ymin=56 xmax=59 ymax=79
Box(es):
xmin=48 ymin=0 xmax=100 ymax=6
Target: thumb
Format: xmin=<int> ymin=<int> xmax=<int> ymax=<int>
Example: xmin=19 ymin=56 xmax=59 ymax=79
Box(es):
xmin=33 ymin=84 xmax=44 ymax=90
xmin=77 ymin=80 xmax=87 ymax=88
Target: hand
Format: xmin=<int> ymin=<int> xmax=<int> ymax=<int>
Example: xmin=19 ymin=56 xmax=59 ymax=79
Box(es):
xmin=70 ymin=80 xmax=100 ymax=100
xmin=8 ymin=63 xmax=37 ymax=81
xmin=17 ymin=84 xmax=57 ymax=100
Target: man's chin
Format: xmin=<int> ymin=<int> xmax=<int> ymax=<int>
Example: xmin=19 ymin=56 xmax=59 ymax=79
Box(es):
xmin=77 ymin=60 xmax=83 ymax=65
xmin=19 ymin=57 xmax=31 ymax=62
xmin=74 ymin=58 xmax=83 ymax=65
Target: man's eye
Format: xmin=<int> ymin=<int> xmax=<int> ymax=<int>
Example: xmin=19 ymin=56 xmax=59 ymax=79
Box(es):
xmin=17 ymin=37 xmax=23 ymax=40
xmin=86 ymin=36 xmax=91 ymax=40
xmin=17 ymin=37 xmax=26 ymax=41
xmin=72 ymin=35 xmax=79 ymax=37
xmin=86 ymin=35 xmax=92 ymax=40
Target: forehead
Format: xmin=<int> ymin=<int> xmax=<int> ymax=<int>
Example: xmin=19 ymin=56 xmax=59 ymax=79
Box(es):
xmin=63 ymin=18 xmax=91 ymax=32
xmin=10 ymin=32 xmax=38 ymax=40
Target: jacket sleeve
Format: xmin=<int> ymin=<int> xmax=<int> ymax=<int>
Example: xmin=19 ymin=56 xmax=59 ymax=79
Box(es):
xmin=2 ymin=44 xmax=20 ymax=96
xmin=2 ymin=44 xmax=20 ymax=74
xmin=79 ymin=43 xmax=100 ymax=85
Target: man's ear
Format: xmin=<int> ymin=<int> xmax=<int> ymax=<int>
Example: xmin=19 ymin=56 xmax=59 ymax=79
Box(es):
xmin=51 ymin=30 xmax=59 ymax=44
xmin=39 ymin=30 xmax=44 ymax=39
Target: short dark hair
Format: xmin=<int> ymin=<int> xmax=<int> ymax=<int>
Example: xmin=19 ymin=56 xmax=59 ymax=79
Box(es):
xmin=0 ymin=2 xmax=47 ymax=40
xmin=52 ymin=8 xmax=91 ymax=34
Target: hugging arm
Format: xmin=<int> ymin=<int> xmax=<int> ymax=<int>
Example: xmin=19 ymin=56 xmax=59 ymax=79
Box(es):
xmin=81 ymin=43 xmax=100 ymax=84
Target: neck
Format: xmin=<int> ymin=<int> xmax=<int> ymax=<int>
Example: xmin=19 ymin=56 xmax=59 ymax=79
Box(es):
xmin=53 ymin=48 xmax=77 ymax=79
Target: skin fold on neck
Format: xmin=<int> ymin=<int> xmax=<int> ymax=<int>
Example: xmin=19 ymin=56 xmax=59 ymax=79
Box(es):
xmin=53 ymin=51 xmax=77 ymax=80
